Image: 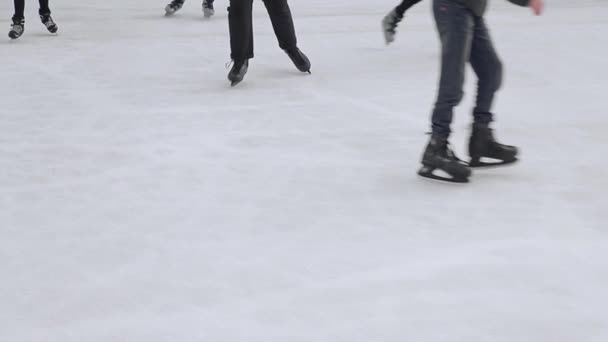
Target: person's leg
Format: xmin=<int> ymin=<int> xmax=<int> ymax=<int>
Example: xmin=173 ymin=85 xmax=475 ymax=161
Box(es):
xmin=467 ymin=16 xmax=517 ymax=167
xmin=262 ymin=0 xmax=297 ymax=50
xmin=227 ymin=0 xmax=254 ymax=85
xmin=418 ymin=0 xmax=475 ymax=182
xmin=469 ymin=16 xmax=502 ymax=125
xmin=39 ymin=0 xmax=51 ymax=16
xmin=13 ymin=0 xmax=25 ymax=21
xmin=228 ymin=0 xmax=255 ymax=60
xmin=395 ymin=0 xmax=423 ymax=17
xmin=382 ymin=0 xmax=423 ymax=44
xmin=262 ymin=0 xmax=310 ymax=72
xmin=9 ymin=0 xmax=25 ymax=39
xmin=37 ymin=0 xmax=57 ymax=33
xmin=430 ymin=0 xmax=475 ymax=137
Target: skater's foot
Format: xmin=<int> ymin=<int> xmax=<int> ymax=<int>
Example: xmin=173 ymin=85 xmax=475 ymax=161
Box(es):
xmin=202 ymin=0 xmax=215 ymax=17
xmin=418 ymin=134 xmax=471 ymax=183
xmin=40 ymin=14 xmax=58 ymax=34
xmin=228 ymin=59 xmax=249 ymax=86
xmin=285 ymin=47 xmax=311 ymax=73
xmin=468 ymin=123 xmax=518 ymax=167
xmin=382 ymin=8 xmax=403 ymax=45
xmin=165 ymin=0 xmax=184 ymax=16
xmin=8 ymin=17 xmax=24 ymax=39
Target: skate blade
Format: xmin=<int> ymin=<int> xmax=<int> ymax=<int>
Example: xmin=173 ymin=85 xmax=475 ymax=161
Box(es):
xmin=418 ymin=166 xmax=469 ymax=184
xmin=468 ymin=157 xmax=518 ymax=169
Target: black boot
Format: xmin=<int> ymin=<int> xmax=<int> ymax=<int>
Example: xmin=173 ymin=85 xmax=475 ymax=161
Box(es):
xmin=285 ymin=47 xmax=311 ymax=73
xmin=468 ymin=123 xmax=518 ymax=167
xmin=418 ymin=135 xmax=471 ymax=183
xmin=9 ymin=17 xmax=24 ymax=40
xmin=228 ymin=59 xmax=249 ymax=86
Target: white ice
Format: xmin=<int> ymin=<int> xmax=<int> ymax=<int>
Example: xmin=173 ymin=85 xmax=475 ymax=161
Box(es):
xmin=1 ymin=0 xmax=607 ymax=341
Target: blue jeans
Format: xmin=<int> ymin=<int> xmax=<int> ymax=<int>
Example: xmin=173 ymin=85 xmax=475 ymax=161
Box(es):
xmin=431 ymin=0 xmax=503 ymax=137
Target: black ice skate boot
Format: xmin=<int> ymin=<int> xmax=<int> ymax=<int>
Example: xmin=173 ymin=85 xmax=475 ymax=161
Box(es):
xmin=285 ymin=47 xmax=311 ymax=74
xmin=8 ymin=17 xmax=24 ymax=40
xmin=418 ymin=134 xmax=472 ymax=183
xmin=468 ymin=123 xmax=518 ymax=167
xmin=381 ymin=8 xmax=403 ymax=45
xmin=202 ymin=0 xmax=215 ymax=17
xmin=40 ymin=14 xmax=58 ymax=34
xmin=228 ymin=59 xmax=249 ymax=86
xmin=165 ymin=0 xmax=185 ymax=16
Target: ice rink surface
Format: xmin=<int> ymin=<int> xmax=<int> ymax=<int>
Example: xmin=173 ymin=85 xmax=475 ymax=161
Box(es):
xmin=1 ymin=0 xmax=607 ymax=341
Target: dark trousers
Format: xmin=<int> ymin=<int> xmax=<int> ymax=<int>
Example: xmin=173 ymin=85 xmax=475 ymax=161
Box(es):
xmin=13 ymin=0 xmax=51 ymax=20
xmin=431 ymin=0 xmax=502 ymax=137
xmin=395 ymin=0 xmax=423 ymax=17
xmin=228 ymin=0 xmax=298 ymax=60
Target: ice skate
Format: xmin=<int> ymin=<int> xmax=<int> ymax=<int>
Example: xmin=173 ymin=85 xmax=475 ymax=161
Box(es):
xmin=228 ymin=59 xmax=249 ymax=86
xmin=468 ymin=123 xmax=518 ymax=167
xmin=382 ymin=8 xmax=403 ymax=45
xmin=40 ymin=14 xmax=58 ymax=34
xmin=418 ymin=134 xmax=472 ymax=183
xmin=8 ymin=18 xmax=24 ymax=39
xmin=165 ymin=0 xmax=184 ymax=16
xmin=285 ymin=47 xmax=311 ymax=73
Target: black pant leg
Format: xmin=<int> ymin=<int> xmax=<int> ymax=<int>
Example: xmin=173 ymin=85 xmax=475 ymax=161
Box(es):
xmin=469 ymin=17 xmax=502 ymax=124
xmin=262 ymin=0 xmax=297 ymax=51
xmin=395 ymin=0 xmax=423 ymax=17
xmin=228 ymin=0 xmax=255 ymax=60
xmin=39 ymin=0 xmax=51 ymax=16
xmin=13 ymin=0 xmax=25 ymax=20
xmin=430 ymin=0 xmax=475 ymax=137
